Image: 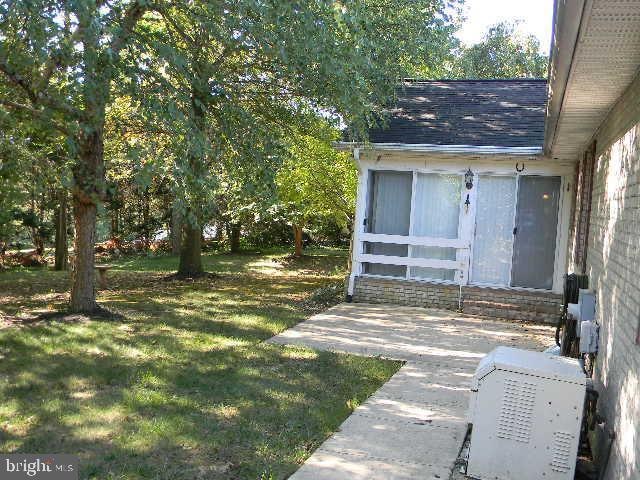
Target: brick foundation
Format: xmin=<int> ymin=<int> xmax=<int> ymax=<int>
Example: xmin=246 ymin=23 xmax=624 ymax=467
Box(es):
xmin=352 ymin=276 xmax=562 ymax=324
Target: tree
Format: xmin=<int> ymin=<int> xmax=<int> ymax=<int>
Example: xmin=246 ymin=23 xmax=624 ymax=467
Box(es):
xmin=1 ymin=0 xmax=462 ymax=305
xmin=136 ymin=0 xmax=463 ymax=275
xmin=0 ymin=1 xmax=155 ymax=312
xmin=277 ymin=120 xmax=357 ymax=257
xmin=0 ymin=118 xmax=29 ymax=262
xmin=452 ymin=22 xmax=548 ymax=79
xmin=0 ymin=105 xmax=69 ymax=266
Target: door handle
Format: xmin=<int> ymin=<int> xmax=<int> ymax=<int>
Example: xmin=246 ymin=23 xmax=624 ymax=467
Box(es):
xmin=513 ymin=227 xmax=518 ymax=235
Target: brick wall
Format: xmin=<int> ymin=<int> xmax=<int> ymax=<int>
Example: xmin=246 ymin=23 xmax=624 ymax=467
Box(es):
xmin=352 ymin=276 xmax=562 ymax=324
xmin=583 ymin=72 xmax=640 ymax=480
xmin=353 ymin=276 xmax=461 ymax=310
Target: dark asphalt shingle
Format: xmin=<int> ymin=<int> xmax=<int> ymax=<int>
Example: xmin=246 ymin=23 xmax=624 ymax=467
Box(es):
xmin=366 ymin=79 xmax=548 ymax=147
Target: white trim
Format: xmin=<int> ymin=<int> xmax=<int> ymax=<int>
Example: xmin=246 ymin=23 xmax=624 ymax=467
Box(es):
xmin=336 ymin=142 xmax=543 ymax=156
xmin=347 ymin=148 xmax=365 ymax=296
xmin=509 ymin=175 xmax=521 ymax=286
xmin=360 ymin=233 xmax=467 ymax=249
xmin=553 ymin=176 xmax=572 ymax=293
xmin=358 ymin=254 xmax=464 ymax=271
xmin=359 ymin=153 xmax=575 ymax=177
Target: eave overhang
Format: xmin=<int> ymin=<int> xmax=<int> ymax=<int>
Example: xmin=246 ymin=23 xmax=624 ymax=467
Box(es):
xmin=545 ymin=0 xmax=640 ymax=160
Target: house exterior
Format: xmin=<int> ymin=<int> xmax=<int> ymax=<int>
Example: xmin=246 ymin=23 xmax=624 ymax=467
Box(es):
xmin=546 ymin=2 xmax=640 ymax=479
xmin=340 ymin=79 xmax=571 ymax=323
xmin=340 ymin=1 xmax=640 ymax=478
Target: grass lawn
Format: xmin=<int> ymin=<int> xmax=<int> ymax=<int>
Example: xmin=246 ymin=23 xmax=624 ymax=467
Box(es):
xmin=0 ymin=248 xmax=400 ymax=479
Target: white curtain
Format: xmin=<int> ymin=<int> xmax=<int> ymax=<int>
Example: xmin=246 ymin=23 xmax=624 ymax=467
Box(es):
xmin=369 ymin=171 xmax=412 ymax=235
xmin=471 ymin=175 xmax=516 ymax=285
xmin=410 ymin=173 xmax=462 ymax=281
xmin=365 ymin=171 xmax=412 ymax=277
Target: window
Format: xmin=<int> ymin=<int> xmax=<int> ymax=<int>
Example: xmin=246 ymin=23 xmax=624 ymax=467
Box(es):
xmin=472 ymin=175 xmax=517 ymax=285
xmin=364 ymin=170 xmax=412 ymax=277
xmin=409 ymin=173 xmax=462 ymax=281
xmin=363 ymin=170 xmax=463 ymax=281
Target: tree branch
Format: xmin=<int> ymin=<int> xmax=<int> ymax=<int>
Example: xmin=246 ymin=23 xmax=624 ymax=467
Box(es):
xmin=109 ymin=1 xmax=153 ymax=58
xmin=0 ymin=99 xmax=72 ymax=135
xmin=0 ymin=56 xmax=84 ymax=120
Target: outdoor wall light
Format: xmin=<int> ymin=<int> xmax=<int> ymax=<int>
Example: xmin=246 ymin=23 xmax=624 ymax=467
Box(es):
xmin=465 ymin=168 xmax=474 ymax=190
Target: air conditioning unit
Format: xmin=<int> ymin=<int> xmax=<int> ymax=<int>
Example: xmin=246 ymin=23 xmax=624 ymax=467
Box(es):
xmin=467 ymin=347 xmax=586 ymax=480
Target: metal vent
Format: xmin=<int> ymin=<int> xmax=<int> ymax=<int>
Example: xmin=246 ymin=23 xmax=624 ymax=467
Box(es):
xmin=496 ymin=379 xmax=537 ymax=443
xmin=550 ymin=431 xmax=575 ymax=473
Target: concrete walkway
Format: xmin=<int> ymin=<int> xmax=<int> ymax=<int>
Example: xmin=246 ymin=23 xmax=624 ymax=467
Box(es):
xmin=268 ymin=303 xmax=554 ymax=480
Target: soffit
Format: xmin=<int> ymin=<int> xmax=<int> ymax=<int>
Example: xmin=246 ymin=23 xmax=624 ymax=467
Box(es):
xmin=548 ymin=0 xmax=640 ymax=160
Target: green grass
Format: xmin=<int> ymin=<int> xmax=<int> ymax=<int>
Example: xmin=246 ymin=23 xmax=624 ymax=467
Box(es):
xmin=0 ymin=248 xmax=400 ymax=479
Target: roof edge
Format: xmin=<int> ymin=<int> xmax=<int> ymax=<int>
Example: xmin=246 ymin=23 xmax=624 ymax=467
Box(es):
xmin=334 ymin=142 xmax=543 ymax=156
xmin=400 ymin=78 xmax=548 ymax=83
xmin=544 ymin=0 xmax=590 ymax=157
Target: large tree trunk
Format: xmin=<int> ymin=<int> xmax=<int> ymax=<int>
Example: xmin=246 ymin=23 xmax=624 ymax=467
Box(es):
xmin=54 ymin=190 xmax=68 ymax=271
xmin=70 ymin=123 xmax=105 ymax=313
xmin=70 ymin=200 xmax=98 ymax=312
xmin=229 ymin=223 xmax=241 ymax=253
xmin=178 ymin=221 xmax=203 ymax=275
xmin=293 ymin=224 xmax=303 ymax=258
xmin=170 ymin=206 xmax=182 ymax=255
xmin=176 ymin=73 xmax=209 ymax=272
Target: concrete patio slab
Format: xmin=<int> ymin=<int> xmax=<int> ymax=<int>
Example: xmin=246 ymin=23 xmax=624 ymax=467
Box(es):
xmin=268 ymin=302 xmax=554 ymax=480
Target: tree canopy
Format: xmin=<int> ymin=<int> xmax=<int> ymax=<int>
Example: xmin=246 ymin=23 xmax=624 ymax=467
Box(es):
xmin=0 ymin=0 xmax=463 ymax=311
xmin=451 ymin=22 xmax=549 ymax=79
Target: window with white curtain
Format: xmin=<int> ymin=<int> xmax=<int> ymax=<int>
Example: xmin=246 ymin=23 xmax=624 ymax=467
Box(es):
xmin=363 ymin=170 xmax=412 ymax=277
xmin=409 ymin=173 xmax=462 ymax=281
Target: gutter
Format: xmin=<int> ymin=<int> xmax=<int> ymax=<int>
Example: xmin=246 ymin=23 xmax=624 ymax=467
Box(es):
xmin=544 ymin=0 xmax=589 ymax=157
xmin=335 ymin=142 xmax=543 ymax=156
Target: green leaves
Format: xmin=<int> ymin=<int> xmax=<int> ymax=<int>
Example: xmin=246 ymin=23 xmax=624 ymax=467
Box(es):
xmin=276 ymin=118 xmax=356 ymax=229
xmin=452 ymin=22 xmax=548 ymax=79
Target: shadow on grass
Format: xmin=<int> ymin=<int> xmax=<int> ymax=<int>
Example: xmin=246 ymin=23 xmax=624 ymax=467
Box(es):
xmin=0 ymin=248 xmax=399 ymax=479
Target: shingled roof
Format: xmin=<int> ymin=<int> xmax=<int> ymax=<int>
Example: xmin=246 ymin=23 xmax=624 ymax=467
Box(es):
xmin=366 ymin=79 xmax=548 ymax=147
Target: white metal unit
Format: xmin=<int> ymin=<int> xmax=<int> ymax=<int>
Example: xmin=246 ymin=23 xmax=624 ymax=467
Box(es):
xmin=578 ymin=289 xmax=596 ymax=321
xmin=467 ymin=347 xmax=586 ymax=480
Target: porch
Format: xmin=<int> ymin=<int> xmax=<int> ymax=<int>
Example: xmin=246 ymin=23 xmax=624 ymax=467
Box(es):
xmin=346 ymin=150 xmax=574 ymax=318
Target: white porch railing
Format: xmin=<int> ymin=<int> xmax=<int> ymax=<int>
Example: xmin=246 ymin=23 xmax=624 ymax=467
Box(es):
xmin=355 ymin=232 xmax=471 ymax=285
xmin=351 ymin=233 xmax=471 ymax=310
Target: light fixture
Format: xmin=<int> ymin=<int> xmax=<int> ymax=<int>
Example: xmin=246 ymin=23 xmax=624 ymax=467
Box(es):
xmin=465 ymin=168 xmax=474 ymax=190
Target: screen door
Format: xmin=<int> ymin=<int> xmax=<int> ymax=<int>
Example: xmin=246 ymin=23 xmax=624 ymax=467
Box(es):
xmin=511 ymin=176 xmax=561 ymax=290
